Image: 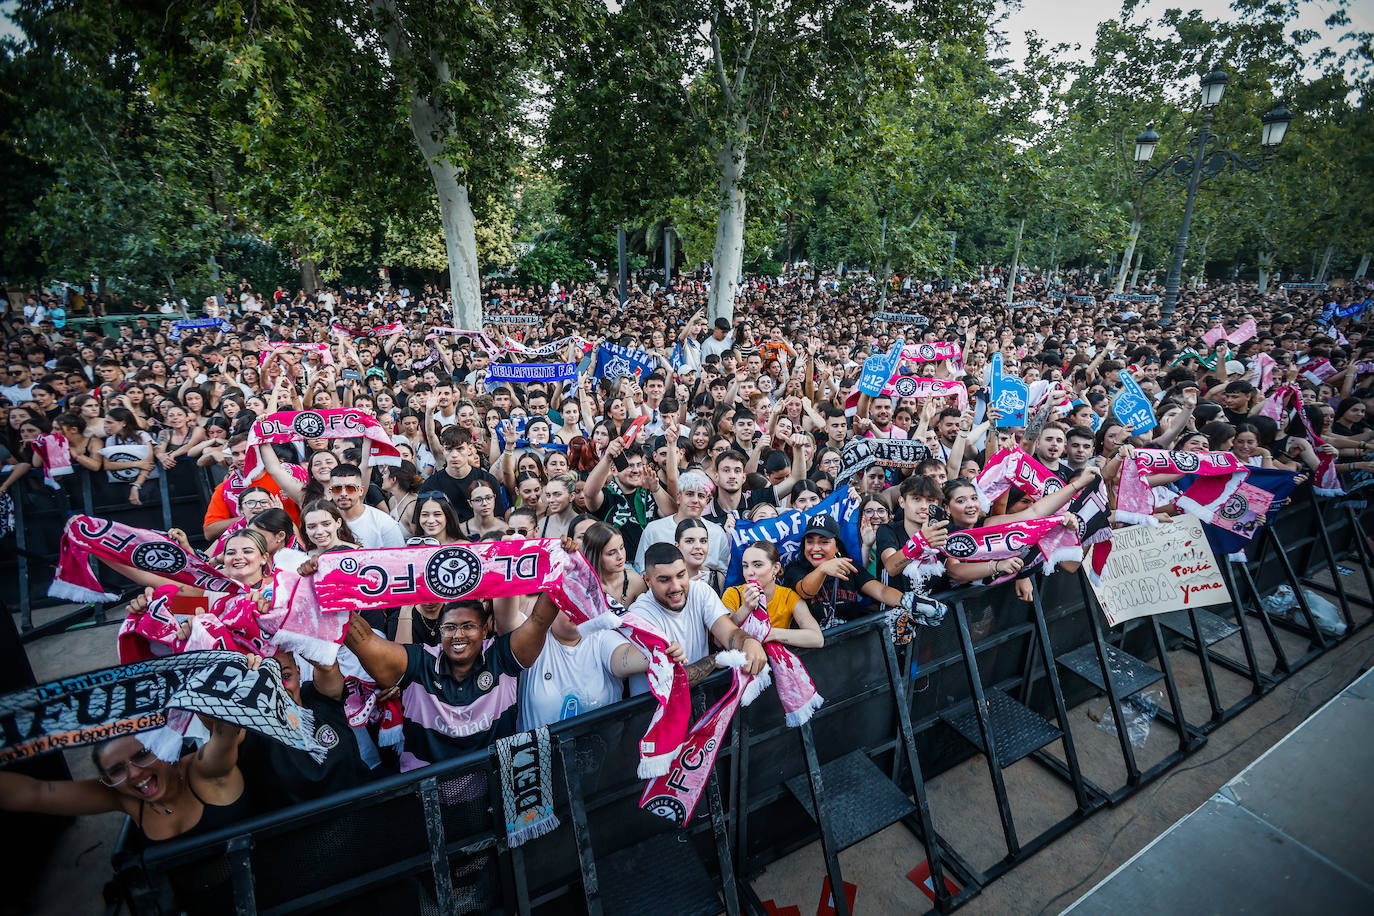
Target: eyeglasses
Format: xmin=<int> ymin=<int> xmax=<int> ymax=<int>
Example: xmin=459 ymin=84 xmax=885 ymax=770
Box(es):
xmin=329 ymin=484 xmax=361 ymax=495
xmin=99 ymin=747 xmax=158 ymax=786
xmin=863 ymin=508 xmax=890 ymax=518
xmin=241 ymin=499 xmax=272 ymax=512
xmin=471 ymin=494 xmax=495 ymax=503
xmin=439 ymin=622 xmax=482 ymax=637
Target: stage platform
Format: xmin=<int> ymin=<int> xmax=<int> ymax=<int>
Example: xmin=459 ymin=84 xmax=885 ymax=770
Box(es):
xmin=1064 ymin=666 xmax=1374 ymax=915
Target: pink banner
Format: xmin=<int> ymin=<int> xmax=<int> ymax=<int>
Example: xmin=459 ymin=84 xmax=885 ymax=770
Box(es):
xmin=938 ymin=515 xmax=1069 ymax=564
xmin=1226 ymin=319 xmax=1257 ymax=346
xmin=330 ymin=320 xmax=404 ymax=339
xmin=1201 ymin=326 xmax=1226 ymax=347
xmin=974 ymin=448 xmax=1065 ymax=512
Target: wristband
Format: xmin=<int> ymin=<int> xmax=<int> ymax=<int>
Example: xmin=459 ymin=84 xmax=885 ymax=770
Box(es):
xmin=901 ymin=532 xmax=932 ymax=560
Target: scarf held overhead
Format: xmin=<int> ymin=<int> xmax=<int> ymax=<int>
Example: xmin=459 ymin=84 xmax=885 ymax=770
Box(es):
xmin=244 ymin=409 xmax=400 ymax=482
xmin=835 ymin=437 xmax=932 ymax=485
xmin=0 ymin=652 xmax=326 ymax=765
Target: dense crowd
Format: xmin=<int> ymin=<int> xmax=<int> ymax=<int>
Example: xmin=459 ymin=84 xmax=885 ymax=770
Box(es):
xmin=1 ymin=268 xmax=1372 ymax=851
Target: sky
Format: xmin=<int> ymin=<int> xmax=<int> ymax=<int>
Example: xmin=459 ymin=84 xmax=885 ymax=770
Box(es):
xmin=998 ymin=0 xmax=1372 ymax=73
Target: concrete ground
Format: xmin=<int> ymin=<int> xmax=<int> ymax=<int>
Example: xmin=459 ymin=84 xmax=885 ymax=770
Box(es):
xmin=1064 ymin=666 xmax=1374 ymax=915
xmin=13 ymin=565 xmax=1374 ymax=915
xmin=748 ymin=565 xmax=1374 ymax=916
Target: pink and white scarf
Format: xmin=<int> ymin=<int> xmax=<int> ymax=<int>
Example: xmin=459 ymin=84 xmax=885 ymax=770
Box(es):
xmin=31 ymin=433 xmax=73 ymax=489
xmin=900 ymin=341 xmax=962 ymax=367
xmin=1118 ymin=449 xmax=1250 ymax=526
xmin=243 ymin=408 xmax=400 ymax=481
xmin=310 ymin=539 xmax=695 ymax=779
xmin=260 ymin=341 xmax=334 ymax=366
xmin=1258 ymin=386 xmax=1340 ymax=495
xmin=640 ymin=582 xmax=822 ymax=826
xmin=330 ymin=319 xmax=405 ymax=339
xmin=1301 ymin=358 xmax=1337 ymax=386
xmin=50 ymin=515 xmax=240 ymax=604
xmin=502 ymin=335 xmax=594 ymax=359
xmin=879 ymin=376 xmax=968 ymax=410
xmin=425 ymin=327 xmax=502 ymax=358
xmin=974 ymin=448 xmax=1066 ymax=512
xmin=939 ymin=516 xmax=1069 ymax=565
xmin=1249 ymin=352 xmax=1277 ymax=394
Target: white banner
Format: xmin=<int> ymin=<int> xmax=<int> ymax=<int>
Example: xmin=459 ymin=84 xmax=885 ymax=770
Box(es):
xmin=1091 ymin=516 xmax=1230 ymax=626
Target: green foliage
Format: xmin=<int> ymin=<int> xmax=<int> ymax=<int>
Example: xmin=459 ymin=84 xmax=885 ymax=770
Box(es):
xmin=515 ymin=242 xmax=593 ymax=288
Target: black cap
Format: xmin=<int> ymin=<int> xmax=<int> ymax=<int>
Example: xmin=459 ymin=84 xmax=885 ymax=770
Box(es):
xmin=803 ymin=514 xmax=841 ymax=540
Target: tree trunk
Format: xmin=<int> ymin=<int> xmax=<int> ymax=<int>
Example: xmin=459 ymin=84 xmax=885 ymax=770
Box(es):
xmin=1130 ymin=247 xmax=1144 ymax=291
xmin=708 ymin=121 xmax=748 ymax=324
xmin=1356 ymin=252 xmax=1371 ymax=281
xmin=1006 ymin=218 xmax=1025 ymax=305
xmin=299 ymin=259 xmax=320 ymax=295
xmin=376 ymin=0 xmax=482 ymax=328
xmin=1257 ymin=250 xmax=1274 ymax=294
xmin=877 ymin=214 xmax=890 ymax=307
xmin=1316 ymin=243 xmax=1335 ymax=283
xmin=1115 ymin=209 xmax=1143 ymax=293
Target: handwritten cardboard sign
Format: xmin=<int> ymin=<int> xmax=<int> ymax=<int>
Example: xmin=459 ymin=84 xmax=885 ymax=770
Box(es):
xmin=1091 ymin=516 xmax=1230 ymax=626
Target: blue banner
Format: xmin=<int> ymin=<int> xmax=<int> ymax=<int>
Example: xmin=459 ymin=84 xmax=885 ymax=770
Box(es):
xmin=725 ymin=485 xmax=862 ymax=586
xmin=484 ymin=361 xmax=578 ymax=391
xmin=1111 ymin=369 xmax=1157 ymax=434
xmin=858 ymin=338 xmax=904 ymax=397
xmin=168 ymin=317 xmax=229 ymax=340
xmin=1337 ymin=299 xmax=1371 ymax=319
xmin=989 ymin=353 xmax=1028 ymax=427
xmin=594 ymin=343 xmax=658 ymax=383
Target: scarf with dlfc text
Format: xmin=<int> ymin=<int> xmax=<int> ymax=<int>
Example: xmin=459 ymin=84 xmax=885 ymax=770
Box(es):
xmin=243 ymin=408 xmax=400 ymax=482
xmin=640 ymin=581 xmax=826 ymax=826
xmin=1117 ymin=449 xmax=1247 ymax=526
xmin=311 ymin=539 xmax=694 ymax=780
xmin=939 ymin=516 xmax=1069 ymax=565
xmin=0 ymin=651 xmax=326 ymax=765
xmin=880 ymin=376 xmax=969 ymax=410
xmin=899 ymin=341 xmax=962 ymax=364
xmin=51 ymin=515 xmax=240 ymax=604
xmin=974 ymin=448 xmax=1066 ymax=513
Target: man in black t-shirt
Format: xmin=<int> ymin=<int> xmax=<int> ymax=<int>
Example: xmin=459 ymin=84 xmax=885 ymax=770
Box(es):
xmin=419 ymin=425 xmax=504 ymax=521
xmin=583 ymin=437 xmax=672 ymax=559
xmin=240 ymin=653 xmax=371 ymax=808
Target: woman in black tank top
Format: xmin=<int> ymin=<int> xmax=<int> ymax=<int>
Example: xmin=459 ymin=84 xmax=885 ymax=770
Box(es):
xmin=0 ymin=665 xmax=259 ymax=845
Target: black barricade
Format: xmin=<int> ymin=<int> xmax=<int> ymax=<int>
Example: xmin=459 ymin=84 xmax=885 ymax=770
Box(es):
xmin=22 ymin=484 xmax=1370 ymax=914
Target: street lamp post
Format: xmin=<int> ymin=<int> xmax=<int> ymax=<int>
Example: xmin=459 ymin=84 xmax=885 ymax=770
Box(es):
xmin=1132 ymin=64 xmax=1292 ymax=321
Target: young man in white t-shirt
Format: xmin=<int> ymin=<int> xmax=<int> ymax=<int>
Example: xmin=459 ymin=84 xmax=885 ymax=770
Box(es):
xmin=625 ymin=543 xmax=766 ymax=696
xmin=328 ymin=464 xmax=405 ymax=548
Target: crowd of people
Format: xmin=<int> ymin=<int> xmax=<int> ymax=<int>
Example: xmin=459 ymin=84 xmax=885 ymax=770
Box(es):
xmin=1 ymin=267 xmax=1372 ymax=851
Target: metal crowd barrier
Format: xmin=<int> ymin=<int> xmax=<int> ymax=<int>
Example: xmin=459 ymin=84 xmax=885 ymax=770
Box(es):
xmin=2 ymin=459 xmax=214 ymax=637
xmin=91 ymin=483 xmax=1371 ymax=916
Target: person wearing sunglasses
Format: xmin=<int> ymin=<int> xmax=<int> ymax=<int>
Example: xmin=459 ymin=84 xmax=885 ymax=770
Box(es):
xmin=0 ymin=663 xmax=260 ymax=847
xmin=328 ymin=463 xmax=405 ymax=548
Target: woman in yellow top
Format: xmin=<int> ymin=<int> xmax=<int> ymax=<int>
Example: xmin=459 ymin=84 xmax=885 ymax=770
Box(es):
xmin=723 ymin=542 xmax=824 ymax=649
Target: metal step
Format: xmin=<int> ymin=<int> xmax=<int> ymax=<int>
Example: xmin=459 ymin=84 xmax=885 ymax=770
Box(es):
xmin=1058 ymin=644 xmax=1164 ymax=697
xmin=940 ymin=688 xmax=1063 ymax=766
xmin=785 ymin=749 xmax=917 ymax=851
xmin=1157 ymin=609 xmax=1240 ymax=647
xmin=599 ymin=830 xmax=722 ymax=916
